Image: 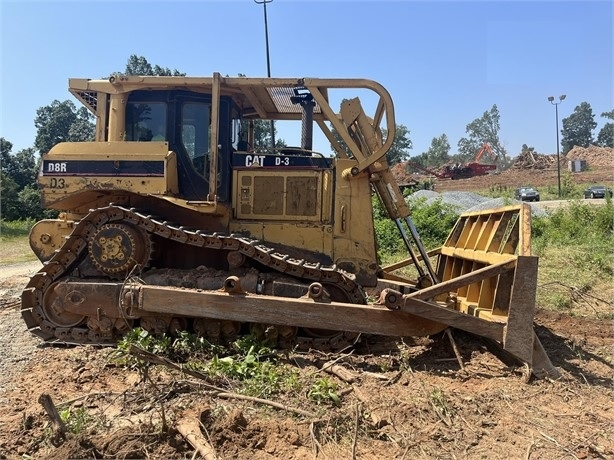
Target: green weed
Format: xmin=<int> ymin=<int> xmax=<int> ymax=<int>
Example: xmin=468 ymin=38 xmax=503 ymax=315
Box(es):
xmin=533 ymin=201 xmax=614 ymax=275
xmin=430 ymin=388 xmax=452 ymax=421
xmin=113 ymin=328 xmax=291 ymax=398
xmin=59 ymin=407 xmax=92 ymax=434
xmin=307 ymin=377 xmax=340 ymax=406
xmin=551 ymin=292 xmax=573 ymax=311
xmin=112 ymin=328 xmax=172 ymax=374
xmin=117 ymin=327 xmax=172 ymax=355
xmin=207 ymin=343 xmax=285 ymax=398
xmin=171 ymin=330 xmax=224 ymax=358
xmin=0 ymin=219 xmax=38 ymax=263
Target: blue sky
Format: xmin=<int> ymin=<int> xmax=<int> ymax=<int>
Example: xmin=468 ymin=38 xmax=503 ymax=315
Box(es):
xmin=1 ymin=0 xmax=612 ymax=158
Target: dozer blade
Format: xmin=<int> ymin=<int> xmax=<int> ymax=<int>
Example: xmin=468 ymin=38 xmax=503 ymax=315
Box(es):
xmin=380 ymin=204 xmax=559 ymax=379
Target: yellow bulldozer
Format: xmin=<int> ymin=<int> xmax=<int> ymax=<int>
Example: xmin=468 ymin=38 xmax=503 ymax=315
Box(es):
xmin=22 ymin=74 xmax=557 ymax=378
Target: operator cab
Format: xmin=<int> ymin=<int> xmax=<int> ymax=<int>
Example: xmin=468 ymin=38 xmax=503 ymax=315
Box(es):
xmin=124 ymin=90 xmax=240 ymax=202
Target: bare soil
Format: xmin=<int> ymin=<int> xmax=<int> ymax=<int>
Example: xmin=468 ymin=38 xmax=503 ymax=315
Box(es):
xmin=0 ymin=152 xmax=613 ymax=459
xmin=0 ymin=271 xmax=612 ymax=460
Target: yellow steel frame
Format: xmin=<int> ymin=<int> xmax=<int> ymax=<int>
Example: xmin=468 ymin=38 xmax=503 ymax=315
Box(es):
xmin=380 ymin=204 xmax=558 ymax=378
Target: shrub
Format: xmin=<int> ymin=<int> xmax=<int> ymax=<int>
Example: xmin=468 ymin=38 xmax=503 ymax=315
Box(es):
xmin=373 ymin=195 xmax=459 ymax=258
xmin=532 ymin=200 xmax=614 ymax=274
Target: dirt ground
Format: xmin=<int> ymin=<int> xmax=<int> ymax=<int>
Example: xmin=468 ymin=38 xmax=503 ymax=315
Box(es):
xmin=0 ymin=266 xmax=612 ymax=460
xmin=0 ymin=148 xmax=612 ymax=459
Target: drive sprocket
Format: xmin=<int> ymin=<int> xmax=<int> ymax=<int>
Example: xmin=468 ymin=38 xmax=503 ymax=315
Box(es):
xmin=87 ymin=222 xmax=151 ymax=277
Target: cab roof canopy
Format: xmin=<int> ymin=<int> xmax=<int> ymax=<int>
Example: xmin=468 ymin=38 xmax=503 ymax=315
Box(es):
xmin=68 ymin=73 xmax=394 ymax=123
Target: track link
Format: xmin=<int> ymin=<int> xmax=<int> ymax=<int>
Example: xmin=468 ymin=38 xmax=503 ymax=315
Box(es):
xmin=21 ymin=205 xmax=366 ymax=347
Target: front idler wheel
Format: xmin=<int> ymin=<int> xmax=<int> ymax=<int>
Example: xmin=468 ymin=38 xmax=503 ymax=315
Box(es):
xmin=42 ymin=281 xmax=86 ymax=328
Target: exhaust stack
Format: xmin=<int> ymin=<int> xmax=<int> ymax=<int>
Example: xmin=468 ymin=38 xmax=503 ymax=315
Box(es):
xmin=291 ymin=88 xmax=315 ymax=151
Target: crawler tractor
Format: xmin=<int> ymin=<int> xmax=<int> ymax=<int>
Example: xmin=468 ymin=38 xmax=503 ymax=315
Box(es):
xmin=22 ymin=74 xmax=557 ymax=378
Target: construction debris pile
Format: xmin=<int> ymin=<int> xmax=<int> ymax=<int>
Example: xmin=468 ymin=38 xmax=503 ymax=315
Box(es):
xmin=511 ymin=151 xmax=562 ymax=170
xmin=566 ymin=145 xmax=614 ymax=168
xmin=390 ymin=162 xmax=416 ymax=184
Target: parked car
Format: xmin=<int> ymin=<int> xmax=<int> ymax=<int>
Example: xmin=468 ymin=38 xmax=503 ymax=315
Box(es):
xmin=514 ymin=186 xmax=540 ymax=202
xmin=583 ymin=185 xmax=613 ymax=199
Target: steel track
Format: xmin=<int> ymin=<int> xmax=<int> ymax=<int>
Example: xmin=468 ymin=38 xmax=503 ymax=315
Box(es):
xmin=21 ymin=205 xmax=366 ymax=347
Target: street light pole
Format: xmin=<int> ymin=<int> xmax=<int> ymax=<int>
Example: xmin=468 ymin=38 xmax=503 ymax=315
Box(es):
xmin=548 ymin=94 xmax=566 ymax=198
xmin=254 ymin=0 xmax=276 ymax=150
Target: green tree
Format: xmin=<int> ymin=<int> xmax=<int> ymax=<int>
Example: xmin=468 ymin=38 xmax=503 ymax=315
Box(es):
xmin=4 ymin=148 xmax=38 ymax=189
xmin=596 ymin=110 xmax=614 ymax=148
xmin=1 ymin=138 xmax=51 ymax=220
xmin=382 ymin=124 xmax=412 ymax=164
xmin=34 ymin=100 xmax=95 ymax=154
xmin=1 ymin=138 xmax=18 ymax=220
xmin=457 ymin=105 xmax=507 ymax=164
xmin=249 ymin=119 xmax=286 ymax=151
xmin=561 ymin=102 xmax=597 ymax=154
xmin=16 ymin=185 xmax=50 ymax=220
xmin=422 ymin=134 xmax=451 ymax=168
xmin=0 ymin=174 xmax=20 ymax=221
xmin=0 ymin=138 xmax=14 ymax=174
xmin=1 ymin=139 xmax=37 ymax=190
xmin=68 ymin=108 xmax=97 ymax=142
xmin=123 ymin=55 xmax=186 ymax=76
xmin=330 ymin=121 xmax=412 ymax=164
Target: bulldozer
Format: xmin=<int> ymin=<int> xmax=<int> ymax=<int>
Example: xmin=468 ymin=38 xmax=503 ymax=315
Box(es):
xmin=22 ymin=74 xmax=557 ymax=378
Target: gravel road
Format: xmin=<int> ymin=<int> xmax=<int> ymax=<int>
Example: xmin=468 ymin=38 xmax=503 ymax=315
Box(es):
xmin=0 ymin=261 xmax=42 ymax=397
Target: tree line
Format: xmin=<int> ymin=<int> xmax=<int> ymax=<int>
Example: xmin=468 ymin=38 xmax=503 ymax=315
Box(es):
xmin=1 ymin=55 xmax=613 ymax=221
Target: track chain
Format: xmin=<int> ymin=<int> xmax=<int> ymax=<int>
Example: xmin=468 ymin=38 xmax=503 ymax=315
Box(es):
xmin=21 ymin=205 xmax=366 ymax=346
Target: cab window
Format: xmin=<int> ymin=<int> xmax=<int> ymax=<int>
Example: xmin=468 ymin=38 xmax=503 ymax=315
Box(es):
xmin=181 ymin=102 xmax=211 ymax=176
xmin=125 ymin=102 xmax=167 ymax=141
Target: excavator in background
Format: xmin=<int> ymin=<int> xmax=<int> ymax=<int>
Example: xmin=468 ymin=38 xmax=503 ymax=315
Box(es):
xmin=22 ymin=74 xmax=557 ymax=378
xmin=447 ymin=142 xmax=498 ymax=178
xmin=405 ymin=143 xmax=497 ymax=180
xmin=474 ymin=142 xmax=496 ymax=163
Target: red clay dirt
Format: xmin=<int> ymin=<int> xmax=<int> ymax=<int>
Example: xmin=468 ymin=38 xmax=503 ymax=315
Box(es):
xmin=0 ymin=146 xmax=612 ymax=459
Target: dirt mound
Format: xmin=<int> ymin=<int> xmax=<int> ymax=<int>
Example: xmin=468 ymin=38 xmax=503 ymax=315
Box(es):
xmin=390 ymin=161 xmax=420 ymax=185
xmin=566 ymin=145 xmax=614 ymax=168
xmin=210 ymin=408 xmax=313 ymax=459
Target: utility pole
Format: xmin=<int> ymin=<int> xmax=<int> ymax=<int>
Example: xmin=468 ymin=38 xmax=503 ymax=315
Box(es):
xmin=254 ymin=0 xmax=276 ymax=150
xmin=547 ymin=95 xmax=566 ymax=198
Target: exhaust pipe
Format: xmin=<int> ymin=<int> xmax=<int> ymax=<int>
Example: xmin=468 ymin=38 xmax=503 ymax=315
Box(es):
xmin=291 ymin=88 xmax=315 ymax=151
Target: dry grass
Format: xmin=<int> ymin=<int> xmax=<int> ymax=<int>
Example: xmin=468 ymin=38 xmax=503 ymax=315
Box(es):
xmin=0 ymin=235 xmax=37 ymax=264
xmin=536 ymin=245 xmax=614 ymax=319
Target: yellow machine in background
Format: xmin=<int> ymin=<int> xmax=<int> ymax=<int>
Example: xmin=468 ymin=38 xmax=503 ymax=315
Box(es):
xmin=22 ymin=74 xmax=557 ymax=378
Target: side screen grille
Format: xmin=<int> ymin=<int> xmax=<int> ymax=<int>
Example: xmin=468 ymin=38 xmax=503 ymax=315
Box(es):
xmin=75 ymin=91 xmax=98 ymax=113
